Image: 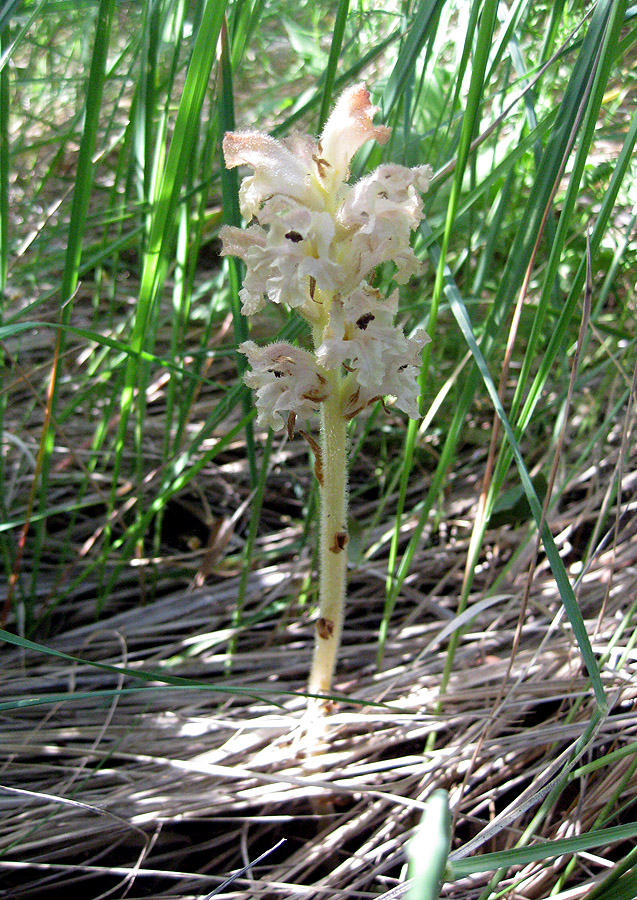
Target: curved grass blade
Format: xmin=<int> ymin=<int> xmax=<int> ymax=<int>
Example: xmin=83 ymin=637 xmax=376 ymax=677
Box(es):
xmin=103 ymin=0 xmax=228 ymax=604
xmin=407 ymin=790 xmax=451 ymax=900
xmin=218 ymin=14 xmax=256 ymax=486
xmin=11 ymin=0 xmax=116 ymax=625
xmin=441 ymin=238 xmax=606 ymax=710
xmin=0 ymin=629 xmax=390 ymax=710
xmin=382 ymin=0 xmax=500 ymax=667
xmin=317 ymin=0 xmax=349 ymax=131
xmin=0 ymin=628 xmax=292 ymax=704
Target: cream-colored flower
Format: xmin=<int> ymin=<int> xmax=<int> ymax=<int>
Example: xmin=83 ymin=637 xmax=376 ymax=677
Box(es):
xmin=218 ymin=224 xmax=269 ymax=315
xmin=317 ymin=286 xmax=430 ymax=419
xmin=315 ymin=84 xmax=391 ymax=194
xmin=338 ymin=164 xmax=432 ymax=286
xmin=222 ymin=131 xmax=322 ymax=219
xmin=240 ymin=341 xmax=330 ymax=431
xmin=223 ymin=83 xmax=432 ymax=426
xmin=222 ymin=85 xmax=390 ymax=218
xmin=221 ymin=213 xmax=339 ymax=318
xmin=223 ymin=86 xmax=434 ymax=700
xmin=221 ymin=85 xmax=408 ymax=322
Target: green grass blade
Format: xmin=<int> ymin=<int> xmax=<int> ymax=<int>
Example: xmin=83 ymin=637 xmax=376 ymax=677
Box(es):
xmin=381 ymin=0 xmax=499 ymax=666
xmin=28 ymin=0 xmax=116 ymax=615
xmin=449 ymin=822 xmax=637 ymax=878
xmin=0 ymin=628 xmax=288 ymax=702
xmin=442 ymin=241 xmax=606 ymax=710
xmin=407 ymin=790 xmax=451 ymax=900
xmin=317 ymin=0 xmax=350 ymax=131
xmin=104 ymin=0 xmax=228 ymax=600
xmin=229 ymin=0 xmax=267 ymax=70
xmin=218 ymin=15 xmax=257 ymax=487
xmin=382 ymin=0 xmax=445 ymax=115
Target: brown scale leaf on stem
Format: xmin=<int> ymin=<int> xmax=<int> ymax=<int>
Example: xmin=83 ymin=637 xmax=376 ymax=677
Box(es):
xmin=287 ymin=410 xmax=296 ymax=441
xmin=316 ymin=617 xmax=335 ymax=640
xmin=299 ymin=430 xmax=323 ymax=485
xmin=329 ymin=531 xmax=348 ymax=553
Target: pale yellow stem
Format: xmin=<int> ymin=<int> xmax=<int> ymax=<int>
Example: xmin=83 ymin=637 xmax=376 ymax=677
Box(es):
xmin=307 ymin=383 xmax=348 ymax=696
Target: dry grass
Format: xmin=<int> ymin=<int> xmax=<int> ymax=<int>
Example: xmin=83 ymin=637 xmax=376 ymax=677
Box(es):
xmin=2 ymin=387 xmax=636 ymax=898
xmin=2 ymin=5 xmax=636 ymax=896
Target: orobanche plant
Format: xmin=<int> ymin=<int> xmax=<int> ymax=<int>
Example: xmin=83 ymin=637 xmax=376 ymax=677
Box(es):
xmin=221 ymin=84 xmax=431 ymax=700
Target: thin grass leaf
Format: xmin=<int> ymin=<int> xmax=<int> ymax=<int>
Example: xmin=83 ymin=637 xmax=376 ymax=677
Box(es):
xmin=382 ymin=0 xmax=499 ymax=667
xmin=407 ymin=790 xmax=451 ymax=900
xmin=317 ymin=0 xmax=349 ymax=131
xmin=218 ymin=14 xmax=257 ymax=487
xmin=439 ymin=232 xmax=606 ymax=710
xmin=0 ymin=628 xmax=290 ymax=701
xmin=229 ymin=0 xmax=268 ymax=70
xmin=382 ymin=0 xmax=445 ymax=116
xmin=103 ymin=0 xmax=228 ymax=604
xmin=227 ymin=430 xmax=273 ymax=667
xmin=449 ymin=821 xmax=637 ymax=877
xmin=19 ymin=0 xmax=116 ymax=622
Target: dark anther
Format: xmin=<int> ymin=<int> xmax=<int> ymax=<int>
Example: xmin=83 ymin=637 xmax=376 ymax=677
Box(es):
xmin=356 ymin=312 xmax=375 ymax=331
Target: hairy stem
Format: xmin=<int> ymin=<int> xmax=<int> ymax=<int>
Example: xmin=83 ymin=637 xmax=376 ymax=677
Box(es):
xmin=308 ymin=385 xmax=348 ymax=696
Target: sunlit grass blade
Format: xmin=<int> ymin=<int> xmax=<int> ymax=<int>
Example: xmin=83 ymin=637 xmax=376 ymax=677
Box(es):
xmin=407 ymin=790 xmax=451 ymax=900
xmin=102 ymin=0 xmax=228 ymax=606
xmin=15 ymin=0 xmax=117 ymax=625
xmin=382 ymin=0 xmax=445 ymax=116
xmin=442 ymin=241 xmax=606 ymax=710
xmin=218 ymin=15 xmax=256 ymax=487
xmin=317 ymin=0 xmax=349 ymax=131
xmin=449 ymin=821 xmax=637 ymax=877
xmin=229 ymin=0 xmax=267 ymax=69
xmin=0 ymin=22 xmax=9 ymax=583
xmin=382 ymin=0 xmax=499 ymax=666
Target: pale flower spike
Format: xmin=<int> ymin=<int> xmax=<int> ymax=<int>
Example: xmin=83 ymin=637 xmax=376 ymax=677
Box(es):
xmin=221 ymin=84 xmax=432 ymax=703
